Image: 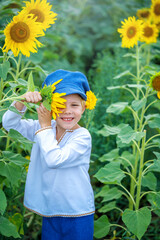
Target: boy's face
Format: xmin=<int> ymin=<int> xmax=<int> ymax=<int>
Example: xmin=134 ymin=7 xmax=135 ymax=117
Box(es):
xmin=56 ymin=94 xmax=85 ymax=131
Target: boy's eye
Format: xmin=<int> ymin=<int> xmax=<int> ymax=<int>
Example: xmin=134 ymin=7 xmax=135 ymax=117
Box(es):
xmin=72 ymin=104 xmax=79 ymax=107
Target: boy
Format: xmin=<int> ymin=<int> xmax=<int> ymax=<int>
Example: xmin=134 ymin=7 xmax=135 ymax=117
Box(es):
xmin=2 ymin=69 xmax=96 ymax=240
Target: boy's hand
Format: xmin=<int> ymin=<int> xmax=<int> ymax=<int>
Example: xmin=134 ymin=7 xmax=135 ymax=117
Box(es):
xmin=23 ymin=91 xmax=42 ymax=103
xmin=15 ymin=91 xmax=42 ymax=111
xmin=37 ymin=103 xmax=52 ymax=128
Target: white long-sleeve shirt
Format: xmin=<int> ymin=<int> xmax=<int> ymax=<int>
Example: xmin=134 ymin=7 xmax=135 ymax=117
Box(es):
xmin=2 ymin=105 xmax=95 ymax=217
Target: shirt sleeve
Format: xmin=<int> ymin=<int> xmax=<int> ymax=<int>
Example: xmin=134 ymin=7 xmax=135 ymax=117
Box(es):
xmin=2 ymin=102 xmax=36 ymax=142
xmin=36 ymin=129 xmax=91 ymax=168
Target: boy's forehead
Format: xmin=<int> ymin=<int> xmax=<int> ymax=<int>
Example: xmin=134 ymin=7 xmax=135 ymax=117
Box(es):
xmin=63 ymin=94 xmax=83 ymax=101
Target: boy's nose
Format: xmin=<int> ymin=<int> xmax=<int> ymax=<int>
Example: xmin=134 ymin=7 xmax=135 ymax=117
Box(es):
xmin=63 ymin=106 xmax=72 ymax=114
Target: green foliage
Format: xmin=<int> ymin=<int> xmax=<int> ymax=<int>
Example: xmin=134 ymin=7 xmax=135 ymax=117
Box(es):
xmin=94 ymin=215 xmax=110 ymax=239
xmin=0 ymin=216 xmax=20 ymax=238
xmin=27 ymin=72 xmax=35 ymax=92
xmin=122 ymin=207 xmax=151 ymax=240
xmin=0 ymin=0 xmax=160 ymax=239
xmin=94 ymin=44 xmax=160 ymax=240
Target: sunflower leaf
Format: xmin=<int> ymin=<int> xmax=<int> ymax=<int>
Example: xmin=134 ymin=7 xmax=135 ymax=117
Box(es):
xmin=0 ymin=61 xmax=10 ymax=80
xmin=27 ymin=71 xmax=35 ymax=92
xmin=122 ymin=207 xmax=151 ymax=240
xmin=94 ymin=215 xmax=110 ymax=239
xmin=113 ymin=70 xmax=131 ymax=79
xmin=42 ymin=100 xmax=51 ymax=111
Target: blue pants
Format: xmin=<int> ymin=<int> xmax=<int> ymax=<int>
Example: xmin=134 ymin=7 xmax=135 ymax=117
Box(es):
xmin=41 ymin=214 xmax=94 ymax=240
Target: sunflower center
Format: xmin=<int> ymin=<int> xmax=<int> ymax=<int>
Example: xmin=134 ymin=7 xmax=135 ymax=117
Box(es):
xmin=127 ymin=27 xmax=136 ymax=38
xmin=29 ymin=9 xmax=45 ymax=23
xmin=10 ymin=22 xmax=30 ymax=43
xmin=144 ymin=26 xmax=153 ymax=37
xmin=154 ymin=4 xmax=160 ymax=16
xmin=140 ymin=11 xmax=150 ymax=19
xmin=152 ymin=76 xmax=160 ymax=91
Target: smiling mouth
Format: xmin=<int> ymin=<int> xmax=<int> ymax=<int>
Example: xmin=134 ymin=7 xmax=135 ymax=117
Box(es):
xmin=61 ymin=117 xmax=74 ymax=122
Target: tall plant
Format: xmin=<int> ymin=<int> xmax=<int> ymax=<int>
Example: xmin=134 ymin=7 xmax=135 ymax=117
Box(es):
xmin=0 ymin=0 xmax=57 ymax=238
xmin=94 ymin=2 xmax=160 ymax=239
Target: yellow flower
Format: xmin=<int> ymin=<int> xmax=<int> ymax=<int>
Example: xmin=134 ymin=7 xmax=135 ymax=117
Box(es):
xmin=150 ymin=72 xmax=160 ymax=99
xmin=24 ymin=155 xmax=30 ymax=172
xmin=51 ymin=79 xmax=63 ymax=92
xmin=151 ymin=0 xmax=160 ymax=23
xmin=137 ymin=8 xmax=151 ymax=21
xmin=25 ymin=155 xmax=30 ymax=160
xmin=155 ymin=21 xmax=160 ymax=30
xmin=2 ymin=12 xmax=44 ymax=57
xmin=140 ymin=21 xmax=159 ymax=44
xmin=157 ymin=91 xmax=160 ymax=99
xmin=117 ymin=16 xmax=143 ymax=48
xmin=51 ymin=93 xmax=66 ymax=120
xmin=20 ymin=0 xmax=57 ymax=31
xmin=85 ymin=91 xmax=97 ymax=110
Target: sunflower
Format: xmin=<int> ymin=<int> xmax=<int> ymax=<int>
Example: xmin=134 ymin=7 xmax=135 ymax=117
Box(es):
xmin=156 ymin=21 xmax=160 ymax=30
xmin=51 ymin=93 xmax=66 ymax=120
xmin=20 ymin=0 xmax=57 ymax=31
xmin=151 ymin=0 xmax=160 ymax=23
xmin=150 ymin=72 xmax=160 ymax=91
xmin=149 ymin=72 xmax=160 ymax=98
xmin=140 ymin=21 xmax=159 ymax=44
xmin=24 ymin=155 xmax=30 ymax=172
xmin=117 ymin=16 xmax=143 ymax=48
xmin=137 ymin=8 xmax=151 ymax=21
xmin=85 ymin=91 xmax=97 ymax=110
xmin=2 ymin=13 xmax=44 ymax=57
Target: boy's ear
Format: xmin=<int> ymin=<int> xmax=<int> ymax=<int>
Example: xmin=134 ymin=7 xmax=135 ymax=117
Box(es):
xmin=81 ymin=100 xmax=86 ymax=113
xmin=82 ymin=105 xmax=86 ymax=114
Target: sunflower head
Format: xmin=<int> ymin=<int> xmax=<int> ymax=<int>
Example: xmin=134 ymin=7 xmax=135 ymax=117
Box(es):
xmin=137 ymin=8 xmax=151 ymax=21
xmin=40 ymin=78 xmax=66 ymax=119
xmin=117 ymin=16 xmax=143 ymax=48
xmin=85 ymin=91 xmax=97 ymax=110
xmin=51 ymin=93 xmax=66 ymax=120
xmin=2 ymin=12 xmax=44 ymax=57
xmin=151 ymin=0 xmax=160 ymax=23
xmin=150 ymin=72 xmax=160 ymax=92
xmin=140 ymin=21 xmax=159 ymax=44
xmin=40 ymin=84 xmax=53 ymax=104
xmin=20 ymin=0 xmax=57 ymax=31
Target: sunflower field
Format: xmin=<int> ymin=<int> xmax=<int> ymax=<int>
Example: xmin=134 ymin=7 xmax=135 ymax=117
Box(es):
xmin=1 ymin=0 xmax=160 ymax=239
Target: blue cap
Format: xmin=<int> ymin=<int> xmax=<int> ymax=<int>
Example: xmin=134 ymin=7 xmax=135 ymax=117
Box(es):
xmin=42 ymin=69 xmax=90 ymax=100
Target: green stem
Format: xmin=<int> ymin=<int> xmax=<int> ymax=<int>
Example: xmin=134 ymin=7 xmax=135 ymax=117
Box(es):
xmin=140 ymin=191 xmax=156 ymax=201
xmin=145 ymin=133 xmax=160 ymax=146
xmin=138 ymin=88 xmax=149 ymax=131
xmin=5 ymin=137 xmax=10 ymax=151
xmin=129 ymin=43 xmax=140 ymax=210
xmin=122 ymin=87 xmax=137 ymax=99
xmin=0 ymin=53 xmax=7 ymax=103
xmin=129 ymin=146 xmax=140 ymax=210
xmin=110 ymin=224 xmax=129 ymax=233
xmin=142 ymin=163 xmax=154 ymax=176
xmin=15 ymin=53 xmax=22 ymax=80
xmin=0 ymin=96 xmax=25 ymax=104
xmin=135 ymin=130 xmax=146 ymax=210
xmin=144 ymin=99 xmax=158 ymax=114
xmin=118 ymin=156 xmax=134 ymax=169
xmin=146 ymin=45 xmax=150 ymax=66
xmin=136 ymin=43 xmax=140 ymax=100
xmin=127 ymin=106 xmax=140 ymax=124
xmin=118 ymin=184 xmax=136 ymax=207
xmin=0 ymin=78 xmax=3 ymax=102
xmin=123 ymin=171 xmax=137 ymax=184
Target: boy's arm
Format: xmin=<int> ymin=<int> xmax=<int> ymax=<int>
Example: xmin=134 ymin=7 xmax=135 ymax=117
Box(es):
xmin=36 ymin=128 xmax=91 ymax=168
xmin=2 ymin=91 xmax=42 ymax=141
xmin=15 ymin=91 xmax=42 ymax=111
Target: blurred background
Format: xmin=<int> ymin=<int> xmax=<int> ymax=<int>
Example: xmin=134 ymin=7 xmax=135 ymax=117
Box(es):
xmin=0 ymin=0 xmax=160 ymax=239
